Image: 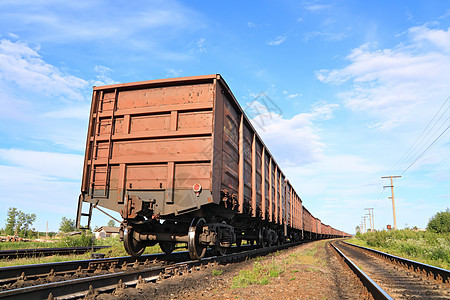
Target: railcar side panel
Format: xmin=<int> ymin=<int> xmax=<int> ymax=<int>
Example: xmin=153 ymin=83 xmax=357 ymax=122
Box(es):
xmin=81 ymin=78 xmax=216 ymax=215
xmin=220 ymin=91 xmax=240 ymax=197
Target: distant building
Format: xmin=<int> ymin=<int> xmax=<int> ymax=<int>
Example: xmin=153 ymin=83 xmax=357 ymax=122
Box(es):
xmin=94 ymin=226 xmax=120 ymax=239
xmin=413 ymin=228 xmax=426 ymax=232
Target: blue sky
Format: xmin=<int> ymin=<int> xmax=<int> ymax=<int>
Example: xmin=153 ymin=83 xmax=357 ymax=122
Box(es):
xmin=0 ymin=1 xmax=449 ymax=233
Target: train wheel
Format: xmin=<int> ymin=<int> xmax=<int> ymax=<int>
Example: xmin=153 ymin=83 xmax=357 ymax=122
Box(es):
xmin=213 ymin=245 xmax=228 ymax=256
xmin=188 ymin=217 xmax=207 ymax=259
xmin=124 ymin=226 xmax=145 ymax=257
xmin=258 ymin=227 xmax=268 ymax=248
xmin=160 ymin=220 xmax=176 ymax=255
xmin=160 ymin=242 xmax=175 ymax=255
xmin=269 ymin=230 xmax=277 ymax=246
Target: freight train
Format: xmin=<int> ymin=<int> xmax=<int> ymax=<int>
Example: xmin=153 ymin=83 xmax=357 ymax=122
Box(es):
xmin=76 ymin=74 xmax=350 ymax=259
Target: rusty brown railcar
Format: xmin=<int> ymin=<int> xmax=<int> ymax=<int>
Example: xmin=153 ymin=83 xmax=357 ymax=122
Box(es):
xmin=76 ymin=74 xmax=349 ymax=259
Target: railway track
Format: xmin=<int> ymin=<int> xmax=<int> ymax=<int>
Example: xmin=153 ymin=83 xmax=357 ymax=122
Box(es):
xmin=331 ymin=240 xmax=450 ymax=299
xmin=0 ymin=241 xmax=306 ymax=299
xmin=0 ymin=249 xmax=192 ymax=293
xmin=0 ymin=246 xmax=111 ymax=259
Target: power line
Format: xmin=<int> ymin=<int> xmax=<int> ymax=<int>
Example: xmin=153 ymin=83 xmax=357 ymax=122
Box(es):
xmin=375 ymin=185 xmax=385 ymax=203
xmin=401 ymin=124 xmax=450 ymax=175
xmin=426 ymin=154 xmax=450 ymax=172
xmin=390 ymin=96 xmax=449 ymax=173
xmin=392 ymin=96 xmax=449 ymax=171
xmin=400 ymin=116 xmax=449 ymax=172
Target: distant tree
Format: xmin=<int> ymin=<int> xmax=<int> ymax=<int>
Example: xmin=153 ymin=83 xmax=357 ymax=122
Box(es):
xmin=5 ymin=207 xmax=18 ymax=235
xmin=59 ymin=217 xmax=76 ymax=233
xmin=17 ymin=211 xmax=36 ymax=237
xmin=427 ymin=208 xmax=450 ymax=233
xmin=4 ymin=207 xmax=36 ymax=237
xmin=107 ymin=219 xmax=115 ymax=227
xmin=355 ymin=226 xmax=362 ymax=237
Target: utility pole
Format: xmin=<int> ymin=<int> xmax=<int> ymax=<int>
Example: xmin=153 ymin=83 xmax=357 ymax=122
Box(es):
xmin=362 ymin=216 xmax=367 ymax=233
xmin=46 ymin=221 xmax=49 ymax=240
xmin=365 ymin=208 xmax=374 ymax=231
xmin=382 ymin=176 xmax=401 ymax=230
xmin=366 ymin=214 xmax=372 ymax=231
xmin=371 ymin=208 xmax=374 ymax=230
xmin=364 ymin=208 xmax=372 ymax=231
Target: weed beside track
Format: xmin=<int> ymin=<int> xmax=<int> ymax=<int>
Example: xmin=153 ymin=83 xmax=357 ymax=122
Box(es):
xmin=348 ymin=229 xmax=450 ymax=269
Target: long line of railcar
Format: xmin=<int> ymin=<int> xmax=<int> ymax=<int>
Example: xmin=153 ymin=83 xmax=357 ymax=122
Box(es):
xmin=76 ymin=74 xmax=350 ymax=259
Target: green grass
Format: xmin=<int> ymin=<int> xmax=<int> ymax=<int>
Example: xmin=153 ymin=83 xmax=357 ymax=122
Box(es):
xmin=212 ymin=269 xmax=223 ymax=276
xmin=0 ymin=233 xmax=95 ymax=250
xmin=0 ymin=241 xmax=59 ymax=250
xmin=231 ymin=259 xmax=284 ymax=288
xmin=349 ymin=230 xmax=450 ymax=269
xmin=0 ymin=236 xmax=187 ymax=268
xmin=287 ymin=246 xmax=322 ymax=267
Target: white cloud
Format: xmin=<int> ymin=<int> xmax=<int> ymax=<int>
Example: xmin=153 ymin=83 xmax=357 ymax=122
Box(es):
xmin=0 ymin=149 xmax=83 ymax=180
xmin=247 ymin=100 xmax=339 ymax=165
xmin=41 ymin=105 xmax=90 ymax=119
xmin=315 ymin=24 xmax=450 ymax=130
xmin=0 ymin=39 xmax=88 ymax=101
xmin=303 ymin=3 xmax=332 ymax=12
xmin=166 ymin=69 xmax=183 ymax=78
xmin=287 ymin=93 xmax=302 ymax=99
xmin=91 ymin=65 xmax=119 ymax=87
xmin=196 ymin=38 xmax=207 ymax=53
xmin=267 ymin=35 xmax=287 ymax=46
xmin=283 ymin=91 xmax=302 ymax=99
xmin=303 ymin=31 xmax=347 ymax=42
xmin=7 ymin=32 xmax=19 ymax=39
xmin=409 ymin=24 xmax=450 ymax=53
xmin=0 ymin=90 xmax=31 ymax=120
xmin=1 ymin=2 xmax=201 ymax=43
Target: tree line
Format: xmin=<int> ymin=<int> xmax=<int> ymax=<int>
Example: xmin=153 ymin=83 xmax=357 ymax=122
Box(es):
xmin=0 ymin=207 xmax=117 ymax=238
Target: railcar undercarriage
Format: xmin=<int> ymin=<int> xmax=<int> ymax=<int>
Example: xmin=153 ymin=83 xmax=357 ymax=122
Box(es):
xmin=118 ymin=202 xmax=312 ymax=259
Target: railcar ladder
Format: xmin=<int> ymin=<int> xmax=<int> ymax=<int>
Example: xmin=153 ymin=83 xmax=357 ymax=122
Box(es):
xmin=89 ymin=89 xmax=118 ymax=198
xmin=76 ymin=196 xmax=93 ymax=230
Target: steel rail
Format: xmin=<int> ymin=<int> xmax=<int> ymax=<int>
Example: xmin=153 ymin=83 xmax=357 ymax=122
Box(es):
xmin=0 ymin=250 xmax=190 ymax=284
xmin=330 ymin=242 xmax=393 ymax=300
xmin=0 ymin=246 xmax=111 ymax=260
xmin=0 ymin=240 xmax=309 ymax=299
xmin=343 ymin=241 xmax=450 ymax=284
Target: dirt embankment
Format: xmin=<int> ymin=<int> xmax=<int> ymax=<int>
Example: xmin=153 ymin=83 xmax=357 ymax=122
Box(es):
xmin=96 ymin=240 xmax=372 ymax=300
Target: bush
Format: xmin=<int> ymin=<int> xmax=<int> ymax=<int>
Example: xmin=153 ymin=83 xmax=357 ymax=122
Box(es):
xmin=427 ymin=208 xmax=450 ymax=233
xmin=351 ymin=229 xmax=450 ymax=269
xmin=59 ymin=232 xmax=94 ymax=247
